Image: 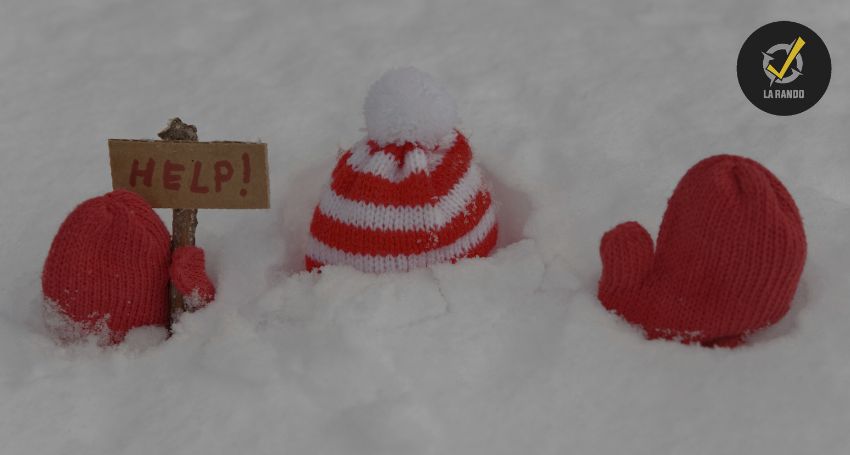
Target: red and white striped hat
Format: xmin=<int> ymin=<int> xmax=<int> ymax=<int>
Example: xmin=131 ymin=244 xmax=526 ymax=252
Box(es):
xmin=306 ymin=68 xmax=497 ymax=273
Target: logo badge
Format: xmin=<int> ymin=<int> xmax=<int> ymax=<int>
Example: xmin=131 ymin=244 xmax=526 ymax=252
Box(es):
xmin=737 ymin=21 xmax=830 ymax=116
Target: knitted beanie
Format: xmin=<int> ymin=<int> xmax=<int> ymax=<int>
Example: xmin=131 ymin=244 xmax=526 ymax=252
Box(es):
xmin=306 ymin=68 xmax=497 ymax=273
xmin=598 ymin=155 xmax=806 ymax=347
xmin=42 ymin=190 xmax=215 ymax=343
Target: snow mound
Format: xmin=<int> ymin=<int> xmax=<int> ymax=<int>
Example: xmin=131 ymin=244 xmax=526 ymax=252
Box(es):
xmin=364 ymin=67 xmax=459 ymax=148
xmin=42 ymin=298 xmax=112 ymax=346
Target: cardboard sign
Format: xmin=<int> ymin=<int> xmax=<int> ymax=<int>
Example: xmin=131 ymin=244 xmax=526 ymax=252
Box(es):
xmin=109 ymin=140 xmax=270 ymax=209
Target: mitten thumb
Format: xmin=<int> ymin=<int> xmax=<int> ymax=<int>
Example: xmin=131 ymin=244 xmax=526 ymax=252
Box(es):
xmin=598 ymin=221 xmax=654 ymax=308
xmin=170 ymin=246 xmax=216 ymax=308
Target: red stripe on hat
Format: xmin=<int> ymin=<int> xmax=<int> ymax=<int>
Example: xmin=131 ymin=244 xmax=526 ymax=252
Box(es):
xmin=306 ymin=256 xmax=324 ymax=272
xmin=310 ymin=190 xmax=492 ymax=256
xmin=330 ymin=134 xmax=472 ymax=206
xmin=463 ymin=224 xmax=498 ymax=259
xmin=368 ymin=140 xmax=418 ymax=162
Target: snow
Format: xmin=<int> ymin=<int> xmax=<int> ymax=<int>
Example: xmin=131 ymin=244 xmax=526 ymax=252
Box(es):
xmin=1 ymin=1 xmax=849 ymax=454
xmin=42 ymin=298 xmax=112 ymax=346
xmin=364 ymin=67 xmax=458 ymax=147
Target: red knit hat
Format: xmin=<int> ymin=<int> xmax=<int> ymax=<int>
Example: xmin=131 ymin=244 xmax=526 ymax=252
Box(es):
xmin=42 ymin=190 xmax=215 ymax=344
xmin=306 ymin=68 xmax=497 ymax=273
xmin=598 ymin=155 xmax=807 ymax=347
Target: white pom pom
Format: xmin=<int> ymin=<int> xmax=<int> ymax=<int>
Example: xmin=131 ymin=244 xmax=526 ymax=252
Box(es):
xmin=364 ymin=67 xmax=459 ymax=148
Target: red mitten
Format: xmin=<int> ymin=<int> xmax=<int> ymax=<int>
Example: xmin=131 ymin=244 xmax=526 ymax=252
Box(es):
xmin=169 ymin=246 xmax=216 ymax=309
xmin=598 ymin=155 xmax=807 ymax=347
xmin=42 ymin=190 xmax=171 ymax=343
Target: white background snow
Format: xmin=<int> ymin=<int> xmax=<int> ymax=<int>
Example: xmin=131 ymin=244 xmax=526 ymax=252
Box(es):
xmin=1 ymin=0 xmax=849 ymax=454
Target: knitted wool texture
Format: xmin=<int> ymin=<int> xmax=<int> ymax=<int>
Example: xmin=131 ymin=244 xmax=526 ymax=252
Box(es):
xmin=598 ymin=155 xmax=806 ymax=347
xmin=306 ymin=130 xmax=498 ymax=273
xmin=42 ymin=190 xmax=215 ymax=343
xmin=170 ymin=246 xmax=216 ymax=303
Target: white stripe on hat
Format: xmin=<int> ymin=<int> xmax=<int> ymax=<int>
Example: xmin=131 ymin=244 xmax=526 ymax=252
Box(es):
xmin=306 ymin=204 xmax=497 ymax=273
xmin=344 ymin=131 xmax=456 ymax=183
xmin=318 ymin=164 xmax=483 ymax=231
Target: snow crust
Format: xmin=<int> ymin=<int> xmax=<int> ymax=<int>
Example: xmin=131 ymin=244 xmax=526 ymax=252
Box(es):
xmin=1 ymin=1 xmax=850 ymax=454
xmin=42 ymin=299 xmax=112 ymax=345
xmin=364 ymin=67 xmax=458 ymax=148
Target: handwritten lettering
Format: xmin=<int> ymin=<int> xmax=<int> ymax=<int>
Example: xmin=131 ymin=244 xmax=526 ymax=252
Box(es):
xmin=190 ymin=161 xmax=210 ymax=194
xmin=163 ymin=160 xmax=185 ymax=191
xmin=109 ymin=140 xmax=268 ymax=209
xmin=214 ymin=160 xmax=234 ymax=192
xmin=130 ymin=158 xmax=155 ymax=187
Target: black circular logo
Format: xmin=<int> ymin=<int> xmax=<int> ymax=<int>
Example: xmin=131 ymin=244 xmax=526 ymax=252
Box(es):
xmin=737 ymin=21 xmax=831 ymax=116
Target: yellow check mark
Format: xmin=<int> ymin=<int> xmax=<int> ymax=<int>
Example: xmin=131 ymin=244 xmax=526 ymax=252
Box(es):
xmin=767 ymin=37 xmax=805 ymax=80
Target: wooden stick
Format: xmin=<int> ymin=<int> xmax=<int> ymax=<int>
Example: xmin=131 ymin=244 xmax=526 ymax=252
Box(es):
xmin=158 ymin=118 xmax=199 ymax=326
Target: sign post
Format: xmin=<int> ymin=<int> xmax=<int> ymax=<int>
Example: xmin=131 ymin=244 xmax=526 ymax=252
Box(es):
xmin=108 ymin=118 xmax=269 ymax=327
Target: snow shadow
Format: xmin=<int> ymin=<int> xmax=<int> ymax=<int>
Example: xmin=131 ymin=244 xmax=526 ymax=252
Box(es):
xmin=485 ymin=167 xmax=532 ymax=249
xmin=277 ymin=158 xmax=334 ymax=274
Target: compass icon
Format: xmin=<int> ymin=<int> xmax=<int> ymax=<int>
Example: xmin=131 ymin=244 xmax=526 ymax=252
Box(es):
xmin=762 ymin=37 xmax=804 ymax=86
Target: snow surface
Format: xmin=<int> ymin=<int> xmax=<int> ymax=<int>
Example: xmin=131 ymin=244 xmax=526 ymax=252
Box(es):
xmin=1 ymin=1 xmax=849 ymax=454
xmin=364 ymin=67 xmax=458 ymax=147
